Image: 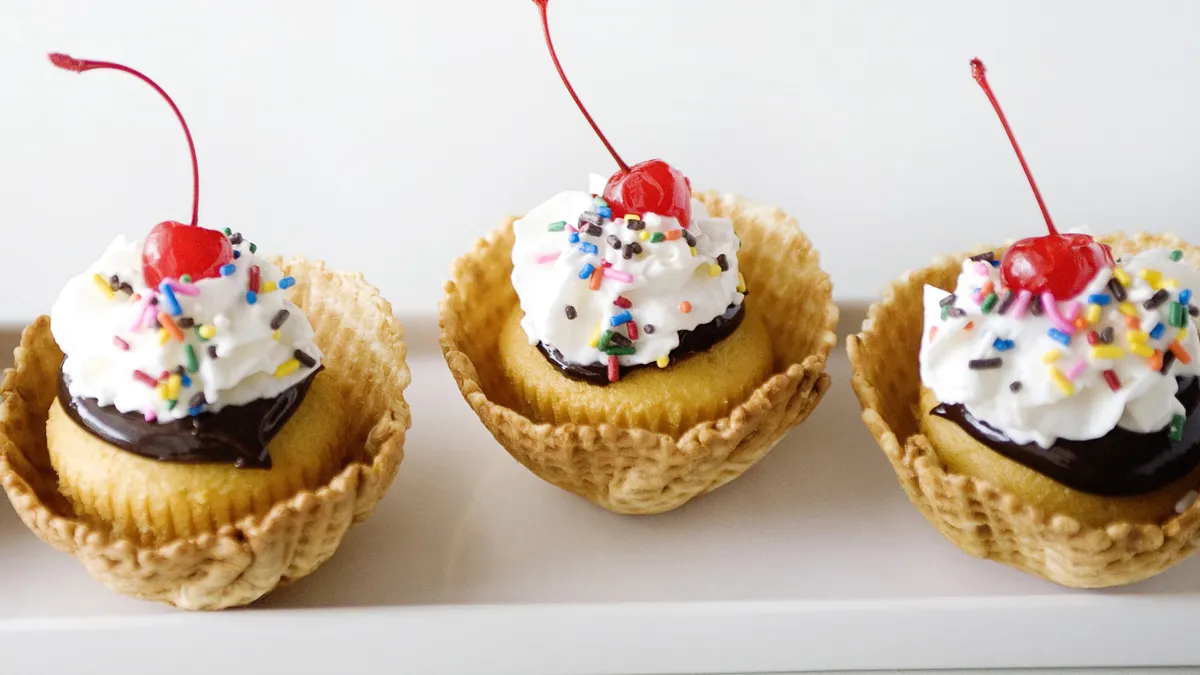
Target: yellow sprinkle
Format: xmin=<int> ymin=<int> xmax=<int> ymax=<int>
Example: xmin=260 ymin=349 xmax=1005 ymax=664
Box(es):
xmin=261 ymin=280 xmax=277 ymax=294
xmin=1130 ymin=343 xmax=1155 ymax=358
xmin=1049 ymin=368 xmax=1074 ymax=396
xmin=274 ymin=358 xmax=301 ymax=378
xmin=737 ymin=272 xmax=747 ymax=293
xmin=588 ymin=323 xmax=602 ymax=349
xmin=656 ymin=356 xmax=670 ymax=368
xmin=1085 ymin=303 xmax=1102 ymax=325
xmin=1041 ymin=349 xmax=1061 ymax=364
xmin=639 ymin=231 xmax=650 ymax=241
xmin=91 ymin=274 xmax=114 ymax=301
xmin=1127 ymin=330 xmax=1149 ymax=344
xmin=708 ymin=263 xmax=721 ymax=277
xmin=198 ymin=324 xmax=217 ymax=339
xmin=1090 ymin=346 xmax=1125 ymax=360
xmin=1139 ymin=269 xmax=1163 ymax=285
xmin=1114 ymin=268 xmax=1132 ymax=286
xmin=273 ymin=330 xmax=281 ymax=341
xmin=156 ymin=382 xmax=167 ymax=401
xmin=689 ymin=246 xmax=696 ymax=257
xmin=167 ymin=374 xmax=181 ymax=401
xmin=1179 ymin=327 xmax=1189 ymax=340
xmin=623 ymin=213 xmax=640 ymax=221
xmin=1119 ymin=302 xmax=1138 ymax=317
xmin=158 ymin=328 xmax=170 ymax=346
xmin=1165 ymin=278 xmax=1180 ymax=290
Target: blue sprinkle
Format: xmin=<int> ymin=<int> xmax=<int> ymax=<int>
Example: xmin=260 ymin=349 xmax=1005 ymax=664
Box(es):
xmin=158 ymin=282 xmax=183 ymax=316
xmin=233 ymin=250 xmax=242 ymax=259
xmin=246 ymin=291 xmax=258 ymax=305
xmin=180 ymin=374 xmax=192 ymax=388
xmin=219 ymin=264 xmax=236 ymax=277
xmin=578 ymin=263 xmax=595 ymax=280
xmin=1087 ymin=294 xmax=1111 ymax=306
xmin=568 ymin=232 xmax=580 ymax=244
xmin=597 ymin=206 xmax=612 ymax=219
xmin=188 ymin=406 xmax=205 ymax=417
xmin=1047 ymin=328 xmax=1071 ymax=346
xmin=279 ymin=276 xmax=296 ymax=289
xmin=1181 ymin=289 xmax=1193 ymax=305
xmin=1150 ymin=323 xmax=1167 ymax=340
xmin=990 ymin=259 xmax=1002 ymax=267
xmin=992 ymin=338 xmax=1015 ymax=352
xmin=579 ymin=242 xmax=598 ymax=255
xmin=610 ymin=310 xmax=632 ymax=326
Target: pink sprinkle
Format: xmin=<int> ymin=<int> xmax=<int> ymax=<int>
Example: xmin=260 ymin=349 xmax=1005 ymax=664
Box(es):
xmin=1065 ymin=360 xmax=1088 ymax=381
xmin=972 ymin=290 xmax=986 ymax=305
xmin=601 ymin=260 xmax=612 ymax=268
xmin=1062 ymin=301 xmax=1081 ymax=322
xmin=1040 ymin=292 xmax=1076 ymax=335
xmin=112 ymin=336 xmax=130 ymax=351
xmin=131 ymin=295 xmax=155 ymax=331
xmin=1010 ymin=289 xmax=1033 ymax=318
xmin=567 ymin=224 xmax=577 ymax=233
xmin=166 ymin=280 xmax=200 ymax=296
xmin=535 ymin=252 xmax=560 ymax=264
xmin=143 ymin=410 xmax=157 ymax=423
xmin=603 ymin=268 xmax=633 ymax=283
xmin=973 ymin=261 xmax=992 ymax=277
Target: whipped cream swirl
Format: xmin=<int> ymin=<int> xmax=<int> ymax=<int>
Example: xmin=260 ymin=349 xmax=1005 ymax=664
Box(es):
xmin=920 ymin=245 xmax=1200 ymax=448
xmin=511 ymin=174 xmax=744 ymax=376
xmin=50 ymin=234 xmax=322 ymax=423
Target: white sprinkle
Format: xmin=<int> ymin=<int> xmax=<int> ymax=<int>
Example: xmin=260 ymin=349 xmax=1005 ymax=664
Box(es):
xmin=1175 ymin=490 xmax=1198 ymax=514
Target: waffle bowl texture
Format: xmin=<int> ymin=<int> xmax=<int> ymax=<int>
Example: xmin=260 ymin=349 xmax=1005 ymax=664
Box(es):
xmin=441 ymin=191 xmax=838 ymax=514
xmin=0 ymin=258 xmax=411 ymax=610
xmin=848 ymin=232 xmax=1200 ymax=588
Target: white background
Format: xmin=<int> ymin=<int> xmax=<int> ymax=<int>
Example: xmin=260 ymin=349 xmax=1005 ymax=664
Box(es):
xmin=1 ymin=0 xmax=1199 ymax=324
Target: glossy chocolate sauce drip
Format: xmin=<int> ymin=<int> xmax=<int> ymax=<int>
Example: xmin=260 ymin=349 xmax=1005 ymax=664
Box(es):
xmin=931 ymin=376 xmax=1200 ymax=496
xmin=58 ymin=367 xmax=319 ymax=470
xmin=537 ymin=302 xmax=745 ymax=386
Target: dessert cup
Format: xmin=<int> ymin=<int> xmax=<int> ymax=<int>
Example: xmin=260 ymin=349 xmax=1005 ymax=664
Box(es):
xmin=0 ymin=258 xmax=410 ymax=609
xmin=442 ymin=191 xmax=838 ymax=514
xmin=848 ymin=232 xmax=1200 ymax=588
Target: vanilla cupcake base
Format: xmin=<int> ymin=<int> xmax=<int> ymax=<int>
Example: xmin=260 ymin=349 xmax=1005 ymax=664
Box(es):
xmin=499 ymin=306 xmax=775 ymax=435
xmin=442 ymin=191 xmax=839 ymax=514
xmin=0 ymin=258 xmax=410 ymax=610
xmin=849 ymin=232 xmax=1200 ymax=588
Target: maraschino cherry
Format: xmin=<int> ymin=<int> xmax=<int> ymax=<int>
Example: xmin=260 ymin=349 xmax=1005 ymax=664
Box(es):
xmin=534 ymin=0 xmax=693 ymax=228
xmin=971 ymin=58 xmax=1113 ymax=299
xmin=50 ymin=53 xmax=233 ymax=288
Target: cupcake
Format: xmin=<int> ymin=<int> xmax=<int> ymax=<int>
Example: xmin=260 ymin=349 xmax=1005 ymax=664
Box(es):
xmin=849 ymin=59 xmax=1200 ymax=587
xmin=440 ymin=0 xmax=838 ymax=514
xmin=0 ymin=54 xmax=409 ymax=610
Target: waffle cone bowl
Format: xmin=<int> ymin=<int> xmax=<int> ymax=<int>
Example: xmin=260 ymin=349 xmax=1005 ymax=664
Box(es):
xmin=441 ymin=191 xmax=838 ymax=514
xmin=848 ymin=232 xmax=1200 ymax=588
xmin=0 ymin=258 xmax=410 ymax=610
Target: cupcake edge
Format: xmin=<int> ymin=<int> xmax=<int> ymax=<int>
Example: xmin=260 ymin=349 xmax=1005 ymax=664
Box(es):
xmin=440 ymin=191 xmax=839 ymax=514
xmin=0 ymin=257 xmax=411 ymax=610
xmin=848 ymin=231 xmax=1200 ymax=588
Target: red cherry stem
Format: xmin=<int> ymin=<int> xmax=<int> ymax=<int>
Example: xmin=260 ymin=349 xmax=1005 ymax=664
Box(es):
xmin=533 ymin=0 xmax=629 ymax=173
xmin=970 ymin=58 xmax=1057 ymax=236
xmin=49 ymin=53 xmax=200 ymax=227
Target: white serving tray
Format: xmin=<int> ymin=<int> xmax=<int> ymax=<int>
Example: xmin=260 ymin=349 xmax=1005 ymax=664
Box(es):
xmin=2 ymin=307 xmax=1200 ymax=675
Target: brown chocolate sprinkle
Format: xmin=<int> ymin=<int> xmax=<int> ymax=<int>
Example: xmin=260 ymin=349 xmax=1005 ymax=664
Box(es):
xmin=108 ymin=274 xmax=120 ymax=291
xmin=626 ymin=218 xmax=645 ymax=231
xmin=607 ymin=235 xmax=622 ymax=249
xmin=177 ymin=317 xmax=195 ymax=329
xmin=682 ymin=230 xmax=696 ymax=247
xmin=207 ymin=345 xmax=219 ymax=360
xmin=1100 ymin=326 xmax=1115 ymax=344
xmin=622 ymin=246 xmax=635 ymax=260
xmin=294 ymin=350 xmax=317 ymax=368
xmin=1108 ymin=277 xmax=1128 ymax=302
xmin=628 ymin=242 xmax=643 ymax=255
xmin=969 ymin=358 xmax=1003 ymax=370
xmin=1030 ymin=295 xmax=1044 ymax=316
xmin=1144 ymin=289 xmax=1170 ymax=310
xmin=643 ymin=324 xmax=656 ymax=334
xmin=189 ymin=392 xmax=206 ymax=408
xmin=229 ymin=232 xmax=244 ymax=245
xmin=270 ymin=309 xmax=291 ymax=330
xmin=996 ymin=290 xmax=1016 ymax=315
xmin=1191 ymin=305 xmax=1199 ymax=318
xmin=969 ymin=251 xmax=996 ymax=262
xmin=579 ymin=212 xmax=601 ymax=227
xmin=610 ymin=332 xmax=632 ymax=348
xmin=565 ymin=305 xmax=577 ymax=320
xmin=947 ymin=307 xmax=967 ymax=318
xmin=1162 ymin=350 xmax=1178 ymax=375
xmin=585 ymin=224 xmax=603 ymax=237
xmin=1009 ymin=381 xmax=1023 ymax=392
xmin=119 ymin=282 xmax=134 ymax=295
xmin=939 ymin=293 xmax=957 ymax=308
xmin=717 ymin=254 xmax=729 ymax=272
